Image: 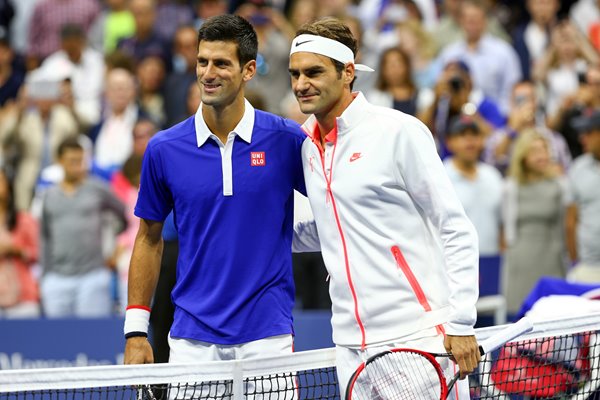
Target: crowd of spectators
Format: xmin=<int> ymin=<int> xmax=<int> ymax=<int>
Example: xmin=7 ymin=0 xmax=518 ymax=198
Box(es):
xmin=0 ymin=0 xmax=598 ymax=322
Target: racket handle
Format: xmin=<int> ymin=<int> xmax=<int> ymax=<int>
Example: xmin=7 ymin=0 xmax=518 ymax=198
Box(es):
xmin=478 ymin=317 xmax=534 ymax=355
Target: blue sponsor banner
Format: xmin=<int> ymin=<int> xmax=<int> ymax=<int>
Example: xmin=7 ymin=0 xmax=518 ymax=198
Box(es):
xmin=0 ymin=311 xmax=334 ymax=370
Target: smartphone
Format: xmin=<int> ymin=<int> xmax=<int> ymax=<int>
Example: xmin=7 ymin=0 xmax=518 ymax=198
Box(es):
xmin=28 ymin=80 xmax=61 ymax=100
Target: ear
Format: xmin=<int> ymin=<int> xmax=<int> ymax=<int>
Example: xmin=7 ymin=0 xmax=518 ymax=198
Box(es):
xmin=242 ymin=59 xmax=257 ymax=82
xmin=343 ymin=62 xmax=355 ymax=87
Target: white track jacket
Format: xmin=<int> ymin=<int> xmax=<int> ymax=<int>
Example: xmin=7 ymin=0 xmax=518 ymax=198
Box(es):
xmin=293 ymin=93 xmax=479 ymax=349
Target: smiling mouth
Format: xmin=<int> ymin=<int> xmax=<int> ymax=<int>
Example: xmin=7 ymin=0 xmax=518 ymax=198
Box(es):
xmin=203 ymin=83 xmax=221 ymax=91
xmin=297 ymin=93 xmax=317 ymax=101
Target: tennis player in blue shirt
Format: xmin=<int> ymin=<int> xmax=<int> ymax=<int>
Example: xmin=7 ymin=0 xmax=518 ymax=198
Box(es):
xmin=123 ymin=15 xmax=306 ymax=365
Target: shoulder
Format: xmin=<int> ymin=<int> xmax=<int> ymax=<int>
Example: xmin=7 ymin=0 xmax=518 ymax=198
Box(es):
xmin=570 ymin=154 xmax=591 ymax=171
xmin=148 ymin=116 xmax=195 ymax=151
xmin=367 ymin=103 xmax=431 ymax=136
xmin=478 ymin=162 xmax=503 ymax=181
xmin=253 ymin=109 xmax=306 ymax=140
xmin=86 ymin=176 xmax=112 ymax=191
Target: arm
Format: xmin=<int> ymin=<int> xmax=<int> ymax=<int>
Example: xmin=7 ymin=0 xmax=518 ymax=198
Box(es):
xmin=565 ymin=204 xmax=578 ymax=264
xmin=397 ymin=119 xmax=480 ymax=373
xmin=293 ymin=220 xmax=321 ymax=253
xmin=292 ymin=191 xmax=321 ymax=252
xmin=124 ymin=218 xmax=164 ymax=364
xmin=100 ymin=181 xmax=128 ymax=234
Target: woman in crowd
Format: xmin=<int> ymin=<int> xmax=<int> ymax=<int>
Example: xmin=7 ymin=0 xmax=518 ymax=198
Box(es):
xmin=0 ymin=169 xmax=39 ymax=318
xmin=367 ymin=47 xmax=426 ymax=116
xmin=501 ymin=129 xmax=570 ymax=317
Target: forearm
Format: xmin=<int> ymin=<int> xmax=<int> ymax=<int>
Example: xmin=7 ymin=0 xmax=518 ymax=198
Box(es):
xmin=565 ymin=206 xmax=578 ymax=262
xmin=127 ymin=225 xmax=164 ymax=307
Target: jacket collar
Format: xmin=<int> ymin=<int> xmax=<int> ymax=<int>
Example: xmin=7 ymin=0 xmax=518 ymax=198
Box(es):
xmin=301 ymin=91 xmax=369 ymax=142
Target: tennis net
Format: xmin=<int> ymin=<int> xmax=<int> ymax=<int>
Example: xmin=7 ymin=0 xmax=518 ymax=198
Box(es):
xmin=1 ymin=313 xmax=599 ymax=400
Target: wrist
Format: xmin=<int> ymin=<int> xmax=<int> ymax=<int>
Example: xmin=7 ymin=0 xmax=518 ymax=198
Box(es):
xmin=124 ymin=305 xmax=151 ymax=339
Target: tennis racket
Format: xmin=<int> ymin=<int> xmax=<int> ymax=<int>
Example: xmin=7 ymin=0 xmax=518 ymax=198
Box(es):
xmin=345 ymin=317 xmax=534 ymax=400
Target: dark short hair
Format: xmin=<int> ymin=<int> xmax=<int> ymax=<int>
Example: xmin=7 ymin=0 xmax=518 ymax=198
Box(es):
xmin=60 ymin=23 xmax=85 ymax=40
xmin=57 ymin=137 xmax=83 ymax=159
xmin=197 ymin=15 xmax=258 ymax=67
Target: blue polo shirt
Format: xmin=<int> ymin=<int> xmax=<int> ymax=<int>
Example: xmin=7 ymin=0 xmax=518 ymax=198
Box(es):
xmin=135 ymin=101 xmax=306 ymax=344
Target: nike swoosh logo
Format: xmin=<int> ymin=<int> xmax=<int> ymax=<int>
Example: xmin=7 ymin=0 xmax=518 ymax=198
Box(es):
xmin=295 ymin=40 xmax=313 ymax=47
xmin=349 ymin=153 xmax=362 ymax=162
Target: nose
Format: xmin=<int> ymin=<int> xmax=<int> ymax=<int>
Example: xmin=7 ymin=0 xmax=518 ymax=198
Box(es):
xmin=201 ymin=62 xmax=217 ymax=80
xmin=294 ymin=74 xmax=310 ymax=92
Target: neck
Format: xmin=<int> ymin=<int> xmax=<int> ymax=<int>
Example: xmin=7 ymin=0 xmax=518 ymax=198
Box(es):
xmin=61 ymin=177 xmax=83 ymax=192
xmin=525 ymin=170 xmax=545 ymax=182
xmin=202 ymin=95 xmax=246 ymax=143
xmin=452 ymin=157 xmax=478 ymax=179
xmin=315 ymin=91 xmax=354 ymax=138
xmin=466 ymin=35 xmax=481 ymax=49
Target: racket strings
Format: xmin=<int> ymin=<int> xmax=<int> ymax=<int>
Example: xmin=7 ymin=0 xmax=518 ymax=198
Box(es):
xmin=351 ymin=351 xmax=443 ymax=400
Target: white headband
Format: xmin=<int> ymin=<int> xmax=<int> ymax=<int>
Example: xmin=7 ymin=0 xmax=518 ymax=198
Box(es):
xmin=290 ymin=34 xmax=374 ymax=72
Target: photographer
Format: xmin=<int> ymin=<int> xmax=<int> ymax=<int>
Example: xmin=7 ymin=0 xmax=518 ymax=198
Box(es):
xmin=4 ymin=71 xmax=78 ymax=212
xmin=547 ymin=64 xmax=600 ymax=159
xmin=419 ymin=60 xmax=503 ymax=158
xmin=484 ymin=80 xmax=571 ymax=175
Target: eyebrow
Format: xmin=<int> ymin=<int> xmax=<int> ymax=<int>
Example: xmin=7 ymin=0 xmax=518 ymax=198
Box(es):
xmin=288 ymin=66 xmax=326 ymax=75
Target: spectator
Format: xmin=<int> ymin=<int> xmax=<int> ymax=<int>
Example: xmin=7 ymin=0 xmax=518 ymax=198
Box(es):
xmin=566 ymin=108 xmax=600 ymax=282
xmin=444 ymin=115 xmax=503 ymax=257
xmin=436 ymin=0 xmax=522 ymax=114
xmin=501 ymin=129 xmax=570 ymax=317
xmin=117 ymin=0 xmax=170 ymax=68
xmin=89 ymin=68 xmax=140 ymax=180
xmin=569 ymin=0 xmax=600 ymax=44
xmin=26 ymin=0 xmax=100 ymax=69
xmin=395 ymin=20 xmax=438 ymax=89
xmin=419 ymin=60 xmax=503 ymax=157
xmin=533 ymin=20 xmax=599 ymax=117
xmin=237 ymin=0 xmax=295 ymax=114
xmin=136 ymin=55 xmax=166 ymax=127
xmin=155 ymin=0 xmax=194 ymax=42
xmin=286 ymin=0 xmax=318 ymax=36
xmin=0 ymin=30 xmax=24 ymax=108
xmin=39 ymin=23 xmax=105 ymax=128
xmin=40 ymin=137 xmax=126 ymax=318
xmin=192 ymin=0 xmax=228 ymax=29
xmin=485 ymin=80 xmax=571 ymax=174
xmin=433 ymin=0 xmax=510 ymax=50
xmin=6 ymin=70 xmax=79 ymax=211
xmin=0 ymin=168 xmax=40 ymax=319
xmin=88 ymin=0 xmax=136 ymax=53
xmin=512 ymin=0 xmax=560 ymax=80
xmin=548 ymin=64 xmax=600 ymax=159
xmin=366 ymin=47 xmax=427 ymax=116
xmin=164 ymin=26 xmax=196 ymax=126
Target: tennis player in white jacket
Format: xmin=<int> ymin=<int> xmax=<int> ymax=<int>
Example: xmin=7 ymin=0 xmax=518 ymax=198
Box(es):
xmin=289 ymin=18 xmax=481 ymax=399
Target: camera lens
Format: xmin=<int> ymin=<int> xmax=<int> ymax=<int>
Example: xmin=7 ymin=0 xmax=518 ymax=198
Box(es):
xmin=449 ymin=76 xmax=464 ymax=92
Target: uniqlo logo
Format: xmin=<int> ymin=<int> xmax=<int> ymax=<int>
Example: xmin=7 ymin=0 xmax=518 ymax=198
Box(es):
xmin=251 ymin=152 xmax=266 ymax=166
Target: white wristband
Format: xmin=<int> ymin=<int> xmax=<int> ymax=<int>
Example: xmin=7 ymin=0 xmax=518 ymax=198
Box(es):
xmin=124 ymin=306 xmax=151 ymax=338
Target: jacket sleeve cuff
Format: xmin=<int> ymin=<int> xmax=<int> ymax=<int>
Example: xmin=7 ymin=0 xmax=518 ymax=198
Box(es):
xmin=444 ymin=322 xmax=476 ymax=336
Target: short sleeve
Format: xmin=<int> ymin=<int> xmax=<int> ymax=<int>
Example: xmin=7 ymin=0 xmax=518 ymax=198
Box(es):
xmin=134 ymin=141 xmax=173 ymax=222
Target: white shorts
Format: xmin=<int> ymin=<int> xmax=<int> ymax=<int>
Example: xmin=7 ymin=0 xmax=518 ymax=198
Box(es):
xmin=168 ymin=333 xmax=295 ymax=399
xmin=336 ymin=329 xmax=470 ymax=400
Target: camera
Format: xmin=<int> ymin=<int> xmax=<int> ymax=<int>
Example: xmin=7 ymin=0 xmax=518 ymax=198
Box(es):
xmin=449 ymin=76 xmax=464 ymax=92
